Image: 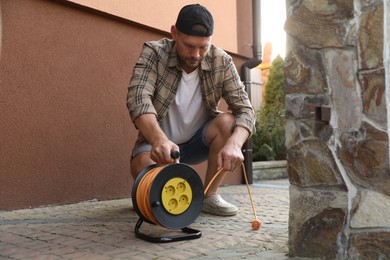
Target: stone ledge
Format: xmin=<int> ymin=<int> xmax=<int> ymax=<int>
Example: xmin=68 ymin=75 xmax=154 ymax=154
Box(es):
xmin=252 ymin=160 xmax=287 ymax=181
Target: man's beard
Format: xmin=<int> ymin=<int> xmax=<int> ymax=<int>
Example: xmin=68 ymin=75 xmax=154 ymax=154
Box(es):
xmin=179 ymin=56 xmax=202 ymax=69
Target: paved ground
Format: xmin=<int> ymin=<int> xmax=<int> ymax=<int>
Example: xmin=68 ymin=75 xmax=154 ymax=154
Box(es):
xmin=0 ymin=179 xmax=291 ymax=259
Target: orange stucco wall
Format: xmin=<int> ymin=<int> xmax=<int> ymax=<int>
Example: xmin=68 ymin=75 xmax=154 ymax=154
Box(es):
xmin=67 ymin=0 xmax=246 ymax=55
xmin=0 ymin=0 xmax=251 ymax=210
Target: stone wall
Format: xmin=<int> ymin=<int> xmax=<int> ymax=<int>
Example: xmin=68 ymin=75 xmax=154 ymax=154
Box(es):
xmin=284 ymin=0 xmax=390 ymax=258
xmin=252 ymin=161 xmax=287 ymax=181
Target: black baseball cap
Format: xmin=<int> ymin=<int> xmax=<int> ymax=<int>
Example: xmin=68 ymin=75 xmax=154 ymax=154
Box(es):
xmin=175 ymin=4 xmax=214 ymax=37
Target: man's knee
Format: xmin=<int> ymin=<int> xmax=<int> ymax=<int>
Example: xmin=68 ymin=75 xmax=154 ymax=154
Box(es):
xmin=215 ymin=113 xmax=235 ymax=134
xmin=130 ymin=152 xmax=154 ymax=179
xmin=206 ymin=113 xmax=235 ymax=142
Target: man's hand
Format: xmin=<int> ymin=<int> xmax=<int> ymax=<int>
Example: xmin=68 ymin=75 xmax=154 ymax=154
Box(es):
xmin=134 ymin=114 xmax=180 ymax=164
xmin=216 ymin=126 xmax=249 ymax=172
xmin=150 ymin=137 xmax=180 ymax=164
xmin=217 ymin=140 xmax=244 ymax=172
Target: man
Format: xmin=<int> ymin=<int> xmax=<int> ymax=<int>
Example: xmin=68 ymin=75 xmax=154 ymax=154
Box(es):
xmin=127 ymin=4 xmax=255 ymax=216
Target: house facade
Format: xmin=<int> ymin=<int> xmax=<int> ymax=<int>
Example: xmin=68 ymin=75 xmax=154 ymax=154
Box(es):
xmin=0 ymin=0 xmax=256 ymax=210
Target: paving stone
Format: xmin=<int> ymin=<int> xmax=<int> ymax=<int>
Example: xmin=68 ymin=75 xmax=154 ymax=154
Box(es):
xmin=0 ymin=179 xmax=290 ymax=259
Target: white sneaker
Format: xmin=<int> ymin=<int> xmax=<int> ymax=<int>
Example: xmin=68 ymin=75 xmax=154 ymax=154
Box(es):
xmin=202 ymin=194 xmax=238 ymax=216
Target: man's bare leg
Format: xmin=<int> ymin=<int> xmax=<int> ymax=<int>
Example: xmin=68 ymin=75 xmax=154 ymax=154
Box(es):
xmin=203 ymin=113 xmax=235 ymax=196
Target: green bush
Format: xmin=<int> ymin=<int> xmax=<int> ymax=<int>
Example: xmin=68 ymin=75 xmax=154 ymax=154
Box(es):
xmin=252 ymin=55 xmax=286 ymax=161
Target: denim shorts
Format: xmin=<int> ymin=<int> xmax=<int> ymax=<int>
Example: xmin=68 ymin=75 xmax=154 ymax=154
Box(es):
xmin=132 ymin=121 xmax=210 ymax=165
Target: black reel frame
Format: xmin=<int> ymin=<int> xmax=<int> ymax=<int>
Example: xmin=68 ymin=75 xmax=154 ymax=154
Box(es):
xmin=134 ymin=218 xmax=202 ymax=243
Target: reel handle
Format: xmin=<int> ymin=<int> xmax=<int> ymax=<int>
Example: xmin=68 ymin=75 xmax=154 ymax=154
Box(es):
xmin=170 ymin=150 xmax=180 ymax=159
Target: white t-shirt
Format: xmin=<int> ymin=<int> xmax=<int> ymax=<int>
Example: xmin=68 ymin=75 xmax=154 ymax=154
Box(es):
xmin=160 ymin=69 xmax=208 ymax=144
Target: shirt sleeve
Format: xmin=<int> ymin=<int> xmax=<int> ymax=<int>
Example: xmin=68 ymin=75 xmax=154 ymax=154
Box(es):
xmin=222 ymin=56 xmax=256 ymax=137
xmin=127 ymin=43 xmax=158 ymax=124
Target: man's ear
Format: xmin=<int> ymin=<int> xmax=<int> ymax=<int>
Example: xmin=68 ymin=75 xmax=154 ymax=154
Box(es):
xmin=171 ymin=25 xmax=177 ymax=40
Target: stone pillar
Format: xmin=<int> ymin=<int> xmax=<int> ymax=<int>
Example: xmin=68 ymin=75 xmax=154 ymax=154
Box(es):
xmin=284 ymin=0 xmax=390 ymax=258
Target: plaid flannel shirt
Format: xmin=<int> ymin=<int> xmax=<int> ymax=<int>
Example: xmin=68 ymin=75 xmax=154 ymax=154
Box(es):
xmin=127 ymin=38 xmax=255 ymax=149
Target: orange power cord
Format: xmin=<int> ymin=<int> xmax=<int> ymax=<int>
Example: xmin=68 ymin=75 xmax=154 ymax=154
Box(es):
xmin=204 ymin=163 xmax=261 ymax=231
xmin=136 ymin=163 xmax=261 ymax=230
xmin=136 ymin=165 xmax=166 ymax=225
